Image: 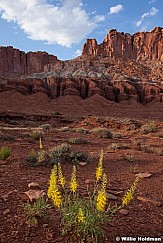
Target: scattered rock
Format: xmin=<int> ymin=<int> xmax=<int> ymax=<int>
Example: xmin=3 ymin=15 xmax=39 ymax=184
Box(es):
xmin=78 ymin=162 xmax=88 ymax=166
xmin=119 ymin=209 xmax=129 ymax=215
xmin=1 ymin=194 xmax=9 ymax=202
xmin=135 ymin=172 xmax=152 ymax=178
xmin=85 ymin=179 xmax=94 ymax=184
xmin=0 ymin=160 xmax=8 ymax=165
xmin=108 ymin=190 xmax=123 ymax=195
xmin=137 ymin=196 xmax=162 ymax=207
xmin=28 ymin=182 xmax=41 ymax=190
xmin=3 ymin=209 xmax=10 ymax=216
xmin=24 ymin=189 xmax=45 ymax=202
xmin=106 ymin=193 xmax=117 ymax=200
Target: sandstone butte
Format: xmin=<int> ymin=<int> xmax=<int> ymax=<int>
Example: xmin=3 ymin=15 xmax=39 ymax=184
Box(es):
xmin=0 ymin=27 xmax=163 ymax=108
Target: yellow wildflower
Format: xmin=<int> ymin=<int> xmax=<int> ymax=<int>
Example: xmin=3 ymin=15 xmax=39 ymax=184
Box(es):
xmin=58 ymin=163 xmax=66 ymax=188
xmin=122 ymin=177 xmax=139 ymax=207
xmin=101 ymin=173 xmax=107 ymax=191
xmin=77 ymin=208 xmax=85 ymax=223
xmin=70 ymin=165 xmax=78 ymax=193
xmin=96 ymin=173 xmax=107 ymax=211
xmin=47 ymin=165 xmax=62 ymax=207
xmin=39 ymin=137 xmax=43 ymax=149
xmin=96 ymin=190 xmax=107 ymax=212
xmin=96 ymin=149 xmax=104 ymax=181
xmin=50 ymin=188 xmax=62 ymax=208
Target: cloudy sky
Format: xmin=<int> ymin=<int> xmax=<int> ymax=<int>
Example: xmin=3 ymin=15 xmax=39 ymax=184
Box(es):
xmin=0 ymin=0 xmax=162 ymax=60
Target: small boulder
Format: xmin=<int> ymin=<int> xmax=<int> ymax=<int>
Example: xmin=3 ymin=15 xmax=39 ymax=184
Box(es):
xmin=119 ymin=209 xmax=129 ymax=215
xmin=28 ymin=182 xmax=41 ymax=190
xmin=24 ymin=189 xmax=45 ymax=202
xmin=106 ymin=193 xmax=117 ymax=200
xmin=135 ymin=172 xmax=152 ymax=178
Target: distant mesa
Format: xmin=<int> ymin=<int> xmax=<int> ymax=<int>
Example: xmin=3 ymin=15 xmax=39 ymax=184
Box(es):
xmin=0 ymin=27 xmax=163 ymax=110
xmin=82 ymin=27 xmax=163 ymax=61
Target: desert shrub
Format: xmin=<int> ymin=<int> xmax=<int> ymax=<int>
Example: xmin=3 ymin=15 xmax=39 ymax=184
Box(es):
xmin=125 ymin=154 xmax=137 ymax=163
xmin=110 ymin=143 xmax=121 ymax=150
xmin=141 ymin=144 xmax=154 ymax=153
xmin=49 ymin=143 xmax=70 ymax=164
xmin=110 ymin=143 xmax=130 ymax=150
xmin=68 ymin=137 xmax=88 ymax=144
xmin=154 ymin=148 xmax=163 ymax=156
xmin=26 ymin=150 xmax=38 ymax=166
xmin=51 ymin=112 xmax=62 ymax=117
xmin=40 ymin=124 xmax=52 ymax=130
xmin=154 ymin=133 xmax=163 ymax=138
xmin=141 ymin=123 xmax=158 ymax=134
xmin=69 ymin=151 xmax=90 ymax=164
xmin=92 ymin=128 xmax=112 ymax=139
xmin=73 ymin=127 xmax=90 ymax=134
xmin=113 ymin=133 xmax=122 ymax=138
xmin=47 ymin=151 xmax=139 ymax=242
xmin=58 ymin=127 xmax=70 ymax=132
xmin=24 ymin=197 xmax=50 ymax=225
xmin=0 ymin=146 xmax=11 ymax=160
xmin=132 ymin=139 xmax=142 ymax=150
xmin=30 ymin=130 xmax=43 ymax=140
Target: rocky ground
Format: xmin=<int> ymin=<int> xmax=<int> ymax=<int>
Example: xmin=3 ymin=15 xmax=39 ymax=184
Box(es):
xmin=0 ymin=112 xmax=163 ymax=243
xmin=0 ymin=26 xmax=163 ymax=243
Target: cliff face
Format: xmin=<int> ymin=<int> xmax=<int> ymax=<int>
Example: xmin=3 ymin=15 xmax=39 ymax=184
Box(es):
xmin=82 ymin=27 xmax=163 ymax=61
xmin=0 ymin=27 xmax=163 ymax=105
xmin=0 ymin=46 xmax=58 ymax=74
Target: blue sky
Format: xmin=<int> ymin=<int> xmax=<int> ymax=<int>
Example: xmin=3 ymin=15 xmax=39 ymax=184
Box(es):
xmin=0 ymin=0 xmax=162 ymax=60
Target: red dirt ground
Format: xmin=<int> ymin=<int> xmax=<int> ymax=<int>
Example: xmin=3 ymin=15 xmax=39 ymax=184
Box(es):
xmin=0 ymin=92 xmax=163 ymax=243
xmin=0 ymin=113 xmax=163 ymax=243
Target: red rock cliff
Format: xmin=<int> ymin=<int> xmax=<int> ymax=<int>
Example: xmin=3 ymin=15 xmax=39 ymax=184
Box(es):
xmin=82 ymin=27 xmax=163 ymax=61
xmin=0 ymin=46 xmax=58 ymax=74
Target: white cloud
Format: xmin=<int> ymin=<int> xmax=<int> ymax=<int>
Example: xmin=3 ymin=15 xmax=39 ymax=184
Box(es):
xmin=136 ymin=7 xmax=159 ymax=28
xmin=73 ymin=49 xmax=82 ymax=57
xmin=0 ymin=0 xmax=105 ymax=47
xmin=148 ymin=0 xmax=156 ymax=4
xmin=149 ymin=6 xmax=159 ymax=15
xmin=108 ymin=4 xmax=123 ymax=15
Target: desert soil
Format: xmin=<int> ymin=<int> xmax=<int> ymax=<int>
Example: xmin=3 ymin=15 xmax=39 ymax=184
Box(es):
xmin=0 ymin=114 xmax=163 ymax=243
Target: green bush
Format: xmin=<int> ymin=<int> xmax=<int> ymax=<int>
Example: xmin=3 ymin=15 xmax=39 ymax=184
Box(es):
xmin=26 ymin=150 xmax=37 ymax=166
xmin=69 ymin=151 xmax=90 ymax=164
xmin=0 ymin=146 xmax=11 ymax=160
xmin=49 ymin=143 xmax=70 ymax=164
xmin=68 ymin=137 xmax=88 ymax=144
xmin=24 ymin=197 xmax=50 ymax=225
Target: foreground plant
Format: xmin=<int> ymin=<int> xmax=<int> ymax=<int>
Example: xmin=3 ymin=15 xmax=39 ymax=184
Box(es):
xmin=47 ymin=150 xmax=139 ymax=242
xmin=24 ymin=197 xmax=50 ymax=225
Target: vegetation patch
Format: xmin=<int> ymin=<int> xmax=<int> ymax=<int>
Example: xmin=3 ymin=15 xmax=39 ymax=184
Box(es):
xmin=141 ymin=123 xmax=158 ymax=134
xmin=0 ymin=146 xmax=11 ymax=160
xmin=73 ymin=127 xmax=90 ymax=134
xmin=91 ymin=128 xmax=113 ymax=139
xmin=30 ymin=130 xmax=43 ymax=140
xmin=46 ymin=150 xmax=139 ymax=242
xmin=68 ymin=137 xmax=88 ymax=144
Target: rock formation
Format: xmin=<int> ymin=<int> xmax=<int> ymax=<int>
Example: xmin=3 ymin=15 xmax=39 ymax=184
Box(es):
xmin=82 ymin=27 xmax=163 ymax=61
xmin=0 ymin=27 xmax=163 ymax=105
xmin=0 ymin=46 xmax=58 ymax=74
